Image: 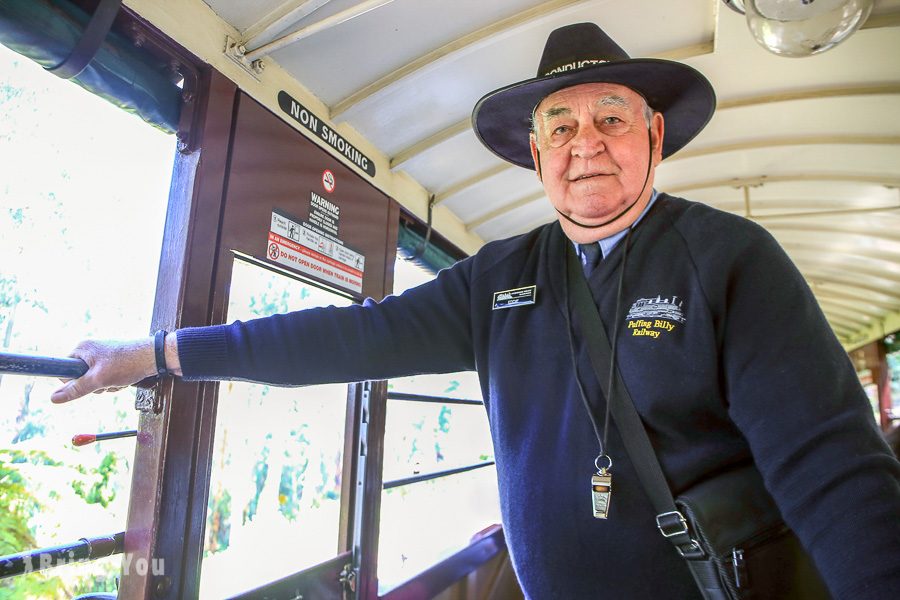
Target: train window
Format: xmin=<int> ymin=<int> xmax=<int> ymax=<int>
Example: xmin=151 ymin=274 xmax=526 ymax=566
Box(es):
xmin=377 ymin=257 xmax=501 ymax=592
xmin=198 ymin=258 xmax=353 ymax=598
xmin=887 ymin=335 xmax=900 ymax=423
xmin=0 ymin=42 xmax=173 ymax=594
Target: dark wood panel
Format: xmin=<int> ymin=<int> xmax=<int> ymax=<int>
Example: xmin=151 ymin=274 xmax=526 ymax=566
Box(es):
xmin=219 ymin=92 xmax=395 ymax=302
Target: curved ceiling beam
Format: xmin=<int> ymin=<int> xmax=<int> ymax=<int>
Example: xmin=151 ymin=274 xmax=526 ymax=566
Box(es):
xmin=391 ymin=119 xmax=470 ymax=170
xmin=393 ymin=83 xmax=900 ymax=171
xmin=751 ymin=204 xmax=900 ymax=222
xmin=825 ymin=316 xmax=859 ymax=332
xmin=664 ymin=174 xmax=900 ymax=195
xmin=667 ymin=135 xmax=900 ymax=163
xmin=816 ymin=298 xmax=886 ymax=321
xmin=778 ymin=240 xmax=900 ymax=265
xmin=800 ymin=270 xmax=900 ymax=299
xmin=466 ymin=190 xmax=546 ymax=231
xmin=822 ymin=310 xmax=873 ymax=331
xmin=332 ymin=0 xmax=592 ymax=119
xmin=808 ymin=286 xmax=900 ymax=311
xmin=792 ymin=256 xmax=900 ymax=286
xmin=385 ymin=72 xmax=899 ymax=176
xmin=822 ymin=315 xmax=864 ymax=334
xmin=815 ymin=297 xmax=885 ymax=321
xmin=716 ymin=82 xmax=900 ymax=111
xmin=822 ymin=313 xmax=860 ymax=331
xmin=765 ymin=221 xmax=900 ymax=244
xmin=332 ymin=0 xmax=713 ymax=121
xmin=434 ymin=164 xmax=515 ymax=206
xmin=818 ymin=304 xmax=874 ymax=326
xmin=387 ymin=46 xmax=723 ymax=169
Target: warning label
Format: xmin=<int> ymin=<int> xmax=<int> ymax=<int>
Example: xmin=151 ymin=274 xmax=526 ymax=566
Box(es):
xmin=268 ymin=210 xmax=365 ymax=294
xmin=309 ymin=191 xmax=340 ymax=237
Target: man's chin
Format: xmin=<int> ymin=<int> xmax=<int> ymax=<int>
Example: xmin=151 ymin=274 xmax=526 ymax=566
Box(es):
xmin=556 ymin=207 xmax=641 ymax=243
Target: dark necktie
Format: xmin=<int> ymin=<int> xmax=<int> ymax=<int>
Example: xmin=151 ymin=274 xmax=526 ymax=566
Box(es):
xmin=579 ymin=243 xmax=602 ymax=278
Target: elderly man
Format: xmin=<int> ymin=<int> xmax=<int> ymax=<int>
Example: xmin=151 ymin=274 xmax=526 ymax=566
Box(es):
xmin=53 ymin=23 xmax=900 ymax=599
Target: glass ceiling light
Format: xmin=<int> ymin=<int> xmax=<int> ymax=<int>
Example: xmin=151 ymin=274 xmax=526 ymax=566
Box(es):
xmin=722 ymin=0 xmax=874 ymax=57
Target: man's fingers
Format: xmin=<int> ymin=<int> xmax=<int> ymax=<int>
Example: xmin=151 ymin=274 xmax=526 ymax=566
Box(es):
xmin=51 ymin=376 xmax=94 ymax=404
xmin=51 ymin=380 xmax=79 ymax=404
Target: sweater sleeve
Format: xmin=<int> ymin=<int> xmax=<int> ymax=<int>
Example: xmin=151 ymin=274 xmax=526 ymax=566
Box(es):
xmin=692 ymin=214 xmax=900 ymax=598
xmin=174 ymin=256 xmax=477 ymax=385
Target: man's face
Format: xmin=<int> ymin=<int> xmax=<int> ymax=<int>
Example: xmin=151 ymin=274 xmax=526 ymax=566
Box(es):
xmin=529 ymin=83 xmax=665 ymax=243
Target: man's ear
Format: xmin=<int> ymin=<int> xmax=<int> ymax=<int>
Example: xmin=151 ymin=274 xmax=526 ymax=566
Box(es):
xmin=650 ymin=111 xmax=665 ymax=166
xmin=529 ymin=133 xmax=542 ymax=182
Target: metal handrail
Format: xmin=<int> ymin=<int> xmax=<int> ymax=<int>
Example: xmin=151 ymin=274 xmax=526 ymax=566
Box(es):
xmin=0 ymin=351 xmax=88 ymax=379
xmin=383 ymin=460 xmax=495 ymax=490
xmin=387 ymin=391 xmax=483 ymax=406
xmin=0 ymin=532 xmax=125 ymax=579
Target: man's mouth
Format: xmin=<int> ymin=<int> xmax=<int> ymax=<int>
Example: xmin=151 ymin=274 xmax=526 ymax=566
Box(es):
xmin=571 ymin=172 xmax=608 ymax=182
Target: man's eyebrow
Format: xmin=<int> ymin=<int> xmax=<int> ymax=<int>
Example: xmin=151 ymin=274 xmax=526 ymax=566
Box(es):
xmin=539 ymin=106 xmax=571 ymax=121
xmin=597 ymin=95 xmax=630 ymax=109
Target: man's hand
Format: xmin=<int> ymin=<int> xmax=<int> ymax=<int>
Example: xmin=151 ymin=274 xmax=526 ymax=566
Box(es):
xmin=51 ymin=337 xmax=160 ymax=403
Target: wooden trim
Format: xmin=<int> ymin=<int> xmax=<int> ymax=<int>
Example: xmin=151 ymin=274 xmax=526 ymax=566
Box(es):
xmin=144 ymin=69 xmax=239 ymax=600
xmin=355 ymin=380 xmax=389 ymax=600
xmin=114 ymin=8 xmax=240 ymax=589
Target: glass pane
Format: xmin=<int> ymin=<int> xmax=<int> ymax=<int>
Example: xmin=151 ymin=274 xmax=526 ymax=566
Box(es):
xmin=378 ymin=467 xmax=501 ymax=593
xmin=199 ymin=259 xmax=352 ymax=599
xmin=382 ymin=402 xmax=494 ymax=482
xmin=387 ymin=372 xmax=483 ymax=402
xmin=888 ymin=346 xmax=900 ymax=418
xmin=0 ymin=42 xmax=173 ymax=596
xmin=377 ymin=257 xmax=500 ymax=593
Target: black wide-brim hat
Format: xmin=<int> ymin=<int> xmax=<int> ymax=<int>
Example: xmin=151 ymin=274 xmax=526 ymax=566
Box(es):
xmin=472 ymin=23 xmax=716 ymax=169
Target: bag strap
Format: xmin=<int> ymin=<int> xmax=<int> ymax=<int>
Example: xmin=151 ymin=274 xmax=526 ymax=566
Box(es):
xmin=565 ymin=243 xmax=704 ymax=560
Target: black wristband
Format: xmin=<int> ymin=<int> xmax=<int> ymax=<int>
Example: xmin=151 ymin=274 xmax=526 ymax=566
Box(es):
xmin=154 ymin=329 xmax=170 ymax=377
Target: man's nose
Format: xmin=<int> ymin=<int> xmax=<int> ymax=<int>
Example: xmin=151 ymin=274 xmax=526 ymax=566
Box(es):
xmin=571 ymin=123 xmax=606 ymax=159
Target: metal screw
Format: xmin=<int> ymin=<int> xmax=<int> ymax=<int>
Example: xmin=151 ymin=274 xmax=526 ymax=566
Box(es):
xmin=252 ymin=60 xmax=266 ymax=74
xmin=154 ymin=576 xmax=171 ymax=597
xmin=236 ymin=44 xmax=247 ymax=56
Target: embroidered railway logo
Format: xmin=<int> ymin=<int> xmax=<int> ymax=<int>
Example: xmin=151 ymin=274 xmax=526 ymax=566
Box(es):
xmin=625 ymin=295 xmax=686 ymax=339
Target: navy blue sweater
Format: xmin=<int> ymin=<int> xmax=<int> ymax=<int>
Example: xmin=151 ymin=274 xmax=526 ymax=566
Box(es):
xmin=178 ymin=194 xmax=900 ymax=599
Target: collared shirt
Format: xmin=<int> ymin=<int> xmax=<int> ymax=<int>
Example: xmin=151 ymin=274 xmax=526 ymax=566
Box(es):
xmin=575 ymin=189 xmax=658 ymax=261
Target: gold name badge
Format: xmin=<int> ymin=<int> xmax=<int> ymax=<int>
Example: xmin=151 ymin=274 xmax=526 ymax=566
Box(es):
xmin=591 ymin=471 xmax=612 ymax=519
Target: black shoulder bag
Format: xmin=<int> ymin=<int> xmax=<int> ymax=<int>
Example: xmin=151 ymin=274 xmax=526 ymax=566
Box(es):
xmin=565 ymin=243 xmax=830 ymax=600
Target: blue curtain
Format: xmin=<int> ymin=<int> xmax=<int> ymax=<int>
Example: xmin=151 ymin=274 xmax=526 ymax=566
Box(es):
xmin=396 ymin=223 xmax=461 ymax=275
xmin=0 ymin=0 xmax=181 ymax=134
